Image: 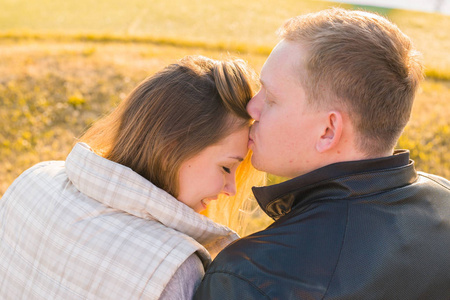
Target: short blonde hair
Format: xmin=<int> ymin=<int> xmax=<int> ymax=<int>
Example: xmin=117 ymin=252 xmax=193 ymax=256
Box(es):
xmin=80 ymin=55 xmax=264 ymax=234
xmin=279 ymin=8 xmax=424 ymax=156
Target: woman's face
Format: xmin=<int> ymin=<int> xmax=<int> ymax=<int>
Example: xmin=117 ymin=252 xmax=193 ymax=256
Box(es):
xmin=177 ymin=127 xmax=249 ymax=213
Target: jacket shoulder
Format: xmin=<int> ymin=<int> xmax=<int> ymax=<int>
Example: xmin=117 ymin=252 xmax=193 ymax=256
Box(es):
xmin=196 ymin=204 xmax=349 ymax=299
xmin=194 ymin=268 xmax=270 ymax=299
xmin=194 ymin=239 xmax=270 ymax=299
xmin=417 ymin=171 xmax=450 ymax=190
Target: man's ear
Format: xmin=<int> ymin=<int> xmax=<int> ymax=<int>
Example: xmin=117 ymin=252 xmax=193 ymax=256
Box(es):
xmin=316 ymin=111 xmax=343 ymax=153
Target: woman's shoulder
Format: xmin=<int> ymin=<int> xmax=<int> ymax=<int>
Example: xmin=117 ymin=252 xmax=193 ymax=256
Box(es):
xmin=160 ymin=253 xmax=205 ymax=300
xmin=3 ymin=160 xmax=66 ymax=197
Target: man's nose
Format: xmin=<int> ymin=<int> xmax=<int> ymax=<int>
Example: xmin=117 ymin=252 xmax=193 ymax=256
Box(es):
xmin=246 ymin=92 xmax=262 ymax=121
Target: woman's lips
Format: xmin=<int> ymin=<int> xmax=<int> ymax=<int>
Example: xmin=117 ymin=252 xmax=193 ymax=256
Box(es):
xmin=201 ymin=199 xmax=208 ymax=209
xmin=201 ymin=197 xmax=217 ymax=209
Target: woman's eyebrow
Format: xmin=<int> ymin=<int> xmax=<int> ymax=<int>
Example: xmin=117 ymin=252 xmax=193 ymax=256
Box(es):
xmin=229 ymin=156 xmax=244 ymax=162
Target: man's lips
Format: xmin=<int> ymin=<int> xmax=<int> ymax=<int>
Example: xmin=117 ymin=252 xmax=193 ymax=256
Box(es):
xmin=247 ymin=138 xmax=253 ymax=149
xmin=248 ymin=130 xmax=255 ymax=147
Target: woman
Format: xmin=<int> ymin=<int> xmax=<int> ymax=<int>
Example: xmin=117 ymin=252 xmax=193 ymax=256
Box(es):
xmin=0 ymin=56 xmax=263 ymax=299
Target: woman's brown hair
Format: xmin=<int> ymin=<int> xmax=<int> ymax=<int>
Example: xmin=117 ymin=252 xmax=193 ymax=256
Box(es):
xmin=80 ymin=55 xmax=265 ymax=235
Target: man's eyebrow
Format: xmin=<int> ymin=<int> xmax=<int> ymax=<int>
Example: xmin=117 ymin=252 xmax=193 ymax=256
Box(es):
xmin=259 ymin=78 xmax=277 ymax=99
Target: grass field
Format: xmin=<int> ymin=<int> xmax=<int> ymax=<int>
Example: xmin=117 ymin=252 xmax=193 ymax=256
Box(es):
xmin=2 ymin=0 xmax=450 ymax=78
xmin=1 ymin=0 xmax=449 ymax=234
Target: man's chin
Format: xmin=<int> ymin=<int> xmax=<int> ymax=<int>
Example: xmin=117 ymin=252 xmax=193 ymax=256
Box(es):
xmin=251 ymin=155 xmax=295 ymax=179
xmin=250 ymin=153 xmax=269 ymax=172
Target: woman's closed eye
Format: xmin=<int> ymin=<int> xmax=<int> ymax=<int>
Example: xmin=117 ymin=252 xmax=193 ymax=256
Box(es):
xmin=222 ymin=166 xmax=231 ymax=174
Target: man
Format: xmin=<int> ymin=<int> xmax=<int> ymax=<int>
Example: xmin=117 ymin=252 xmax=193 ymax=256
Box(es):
xmin=194 ymin=8 xmax=450 ymax=299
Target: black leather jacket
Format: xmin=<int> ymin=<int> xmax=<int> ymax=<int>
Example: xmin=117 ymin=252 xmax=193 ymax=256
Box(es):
xmin=194 ymin=151 xmax=450 ymax=299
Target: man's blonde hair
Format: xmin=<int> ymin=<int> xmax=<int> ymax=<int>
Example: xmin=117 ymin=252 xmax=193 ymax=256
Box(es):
xmin=80 ymin=55 xmax=264 ymax=235
xmin=279 ymin=8 xmax=424 ymax=156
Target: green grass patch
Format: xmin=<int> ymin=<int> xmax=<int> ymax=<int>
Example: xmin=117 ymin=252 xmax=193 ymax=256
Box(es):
xmin=348 ymin=4 xmax=393 ymax=16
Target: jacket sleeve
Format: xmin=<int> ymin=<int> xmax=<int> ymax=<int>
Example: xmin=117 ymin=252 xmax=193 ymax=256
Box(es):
xmin=193 ymin=271 xmax=270 ymax=300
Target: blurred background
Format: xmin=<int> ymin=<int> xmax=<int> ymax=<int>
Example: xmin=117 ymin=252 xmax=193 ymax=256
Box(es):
xmin=1 ymin=0 xmax=449 ymax=233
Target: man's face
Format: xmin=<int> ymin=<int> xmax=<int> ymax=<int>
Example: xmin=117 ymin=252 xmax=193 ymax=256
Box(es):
xmin=247 ymin=40 xmax=326 ymax=178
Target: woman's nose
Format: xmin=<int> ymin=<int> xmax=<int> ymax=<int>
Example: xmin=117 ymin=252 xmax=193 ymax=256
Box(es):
xmin=222 ymin=176 xmax=237 ymax=197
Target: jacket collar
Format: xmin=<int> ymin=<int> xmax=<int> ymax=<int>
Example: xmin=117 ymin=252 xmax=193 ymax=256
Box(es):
xmin=65 ymin=143 xmax=239 ymax=257
xmin=253 ymin=150 xmax=417 ymax=220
